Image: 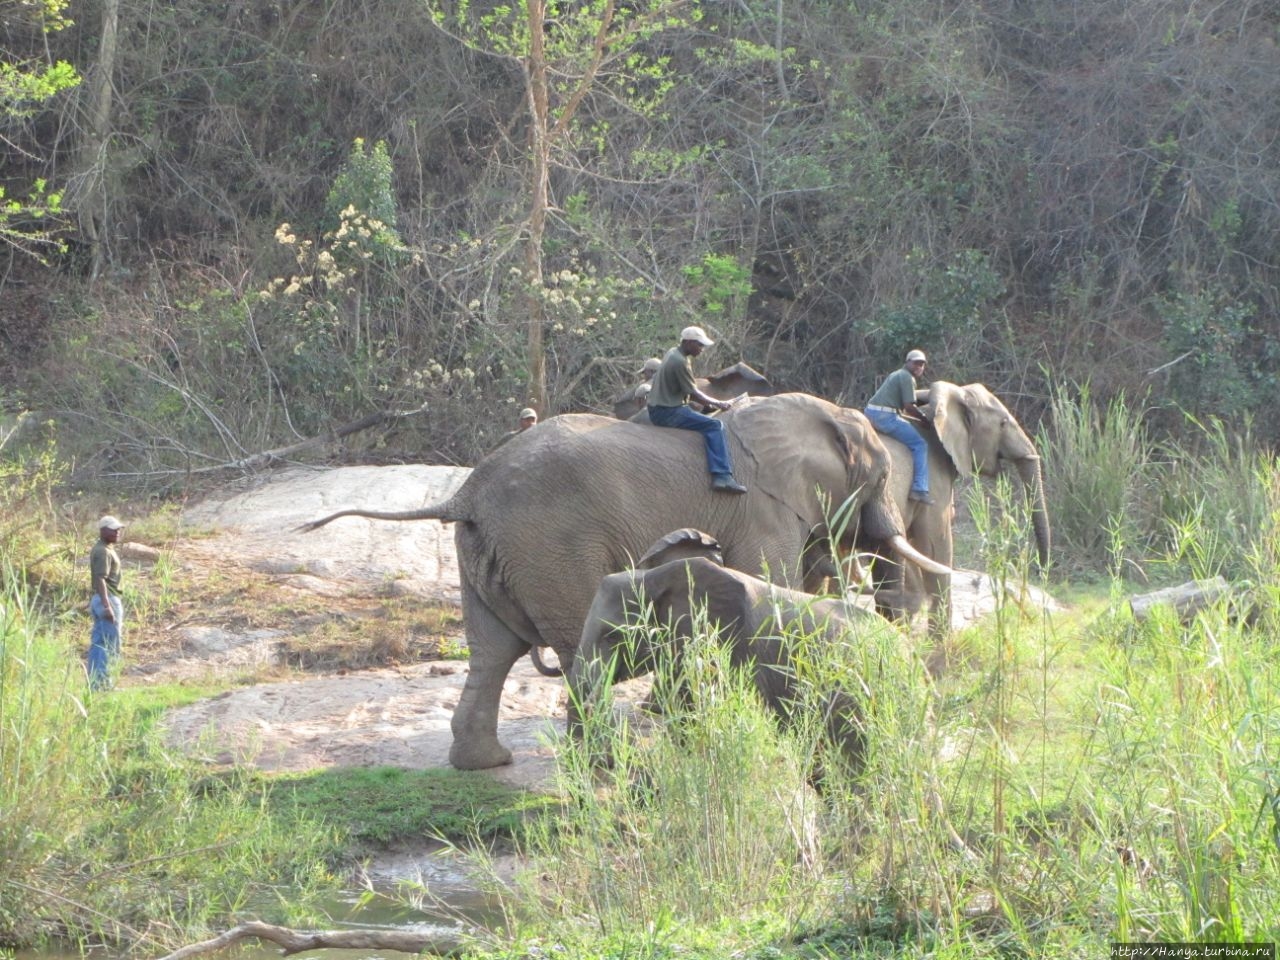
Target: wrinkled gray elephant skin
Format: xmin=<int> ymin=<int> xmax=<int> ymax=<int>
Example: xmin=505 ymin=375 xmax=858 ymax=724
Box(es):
xmin=301 ymin=392 xmax=942 ymax=770
xmin=566 ymin=551 xmax=880 ymax=778
xmin=876 ymin=381 xmax=1052 ymax=638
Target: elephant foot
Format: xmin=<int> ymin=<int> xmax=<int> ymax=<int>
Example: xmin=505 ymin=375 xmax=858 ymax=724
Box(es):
xmin=449 ymin=737 xmax=514 ymax=770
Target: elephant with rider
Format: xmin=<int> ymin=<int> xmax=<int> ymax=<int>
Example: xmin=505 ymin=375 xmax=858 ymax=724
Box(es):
xmin=873 ymin=381 xmax=1051 ymax=638
xmin=302 ymin=392 xmax=949 ymax=769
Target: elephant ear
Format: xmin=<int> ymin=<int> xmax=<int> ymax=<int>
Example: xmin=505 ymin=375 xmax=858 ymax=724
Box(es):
xmin=923 ymin=381 xmax=975 ymax=478
xmin=636 ymin=528 xmax=724 ymax=570
xmin=701 ymin=362 xmax=773 ymax=402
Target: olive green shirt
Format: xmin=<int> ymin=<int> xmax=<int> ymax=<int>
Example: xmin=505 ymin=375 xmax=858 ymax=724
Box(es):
xmin=90 ymin=540 xmax=122 ymax=596
xmin=647 ymin=346 xmax=699 ymax=408
xmin=868 ymin=366 xmax=918 ymax=410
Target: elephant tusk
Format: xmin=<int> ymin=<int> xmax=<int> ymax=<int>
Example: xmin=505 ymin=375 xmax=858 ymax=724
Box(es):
xmin=889 ymin=535 xmax=954 ymax=576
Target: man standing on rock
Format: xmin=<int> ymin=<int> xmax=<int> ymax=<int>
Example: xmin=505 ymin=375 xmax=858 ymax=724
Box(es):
xmin=646 ymin=326 xmax=748 ymax=494
xmin=88 ymin=515 xmax=125 ymax=689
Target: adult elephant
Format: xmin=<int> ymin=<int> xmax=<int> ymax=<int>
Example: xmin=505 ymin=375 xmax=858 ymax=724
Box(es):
xmin=567 ymin=530 xmax=884 ymax=778
xmin=613 ymin=361 xmax=773 ymax=420
xmin=301 ymin=393 xmax=949 ymax=770
xmin=874 ymin=381 xmax=1051 ymax=637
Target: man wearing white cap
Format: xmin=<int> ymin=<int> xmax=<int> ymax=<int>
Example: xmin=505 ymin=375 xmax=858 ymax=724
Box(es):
xmin=865 ymin=349 xmax=933 ymax=505
xmin=492 ymin=407 xmax=539 ymax=451
xmin=88 ymin=515 xmax=125 ymax=689
xmin=646 ymin=326 xmax=748 ymax=494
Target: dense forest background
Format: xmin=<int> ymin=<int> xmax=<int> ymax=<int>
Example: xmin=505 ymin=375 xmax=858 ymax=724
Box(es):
xmin=1 ymin=0 xmax=1277 ymax=481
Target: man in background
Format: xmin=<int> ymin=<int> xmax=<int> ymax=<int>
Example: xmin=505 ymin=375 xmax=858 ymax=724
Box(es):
xmin=88 ymin=515 xmax=125 ymax=689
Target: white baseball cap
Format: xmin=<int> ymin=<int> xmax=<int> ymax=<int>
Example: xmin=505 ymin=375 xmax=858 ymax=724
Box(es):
xmin=680 ymin=326 xmax=715 ymax=346
xmin=98 ymin=515 xmax=125 ymax=531
xmin=636 ymin=357 xmax=663 ymax=375
xmin=905 ymin=349 xmax=927 ymax=363
xmin=518 ymin=408 xmax=537 ymax=420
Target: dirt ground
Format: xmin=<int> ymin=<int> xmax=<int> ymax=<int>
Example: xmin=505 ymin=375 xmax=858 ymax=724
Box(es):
xmin=131 ymin=464 xmax=1058 ymax=795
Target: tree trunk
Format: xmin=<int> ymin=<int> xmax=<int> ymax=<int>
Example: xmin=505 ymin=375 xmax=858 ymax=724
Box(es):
xmin=524 ymin=0 xmax=550 ymax=413
xmin=76 ymin=0 xmax=120 ymax=279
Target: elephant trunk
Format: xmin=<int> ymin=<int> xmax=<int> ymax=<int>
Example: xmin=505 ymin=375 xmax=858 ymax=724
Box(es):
xmin=1015 ymin=456 xmax=1052 ymax=569
xmin=563 ymin=657 xmax=607 ymax=742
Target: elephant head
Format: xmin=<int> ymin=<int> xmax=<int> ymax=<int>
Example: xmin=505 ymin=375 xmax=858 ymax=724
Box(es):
xmin=922 ymin=382 xmax=1050 ymax=567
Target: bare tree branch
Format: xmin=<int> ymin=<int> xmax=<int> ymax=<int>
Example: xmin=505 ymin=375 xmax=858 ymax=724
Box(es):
xmin=153 ymin=921 xmax=464 ymax=960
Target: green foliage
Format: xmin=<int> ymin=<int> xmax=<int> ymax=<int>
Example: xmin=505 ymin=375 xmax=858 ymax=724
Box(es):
xmin=1151 ymin=416 xmax=1278 ymax=583
xmin=1158 ymin=285 xmax=1274 ymax=422
xmin=869 ymin=249 xmax=1004 ymax=370
xmin=323 ymin=138 xmax=404 ymax=265
xmin=0 ymin=59 xmax=78 ymax=113
xmin=0 ymin=551 xmax=342 ymax=948
xmin=681 ymin=252 xmax=751 ymax=317
xmin=0 ymin=0 xmax=77 ymax=259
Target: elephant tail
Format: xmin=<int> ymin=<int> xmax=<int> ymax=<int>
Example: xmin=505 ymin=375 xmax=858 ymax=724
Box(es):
xmin=296 ymin=498 xmax=463 ymax=532
xmin=529 ymin=645 xmax=564 ymax=678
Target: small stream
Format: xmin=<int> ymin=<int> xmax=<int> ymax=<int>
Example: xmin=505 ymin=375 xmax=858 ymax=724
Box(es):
xmin=15 ymin=857 xmax=510 ymax=960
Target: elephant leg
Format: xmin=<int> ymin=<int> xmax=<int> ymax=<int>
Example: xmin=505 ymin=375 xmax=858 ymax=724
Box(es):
xmin=449 ymin=583 xmax=527 ymax=770
xmin=922 ymin=538 xmax=954 ymax=676
xmin=924 ymin=568 xmax=952 ymax=640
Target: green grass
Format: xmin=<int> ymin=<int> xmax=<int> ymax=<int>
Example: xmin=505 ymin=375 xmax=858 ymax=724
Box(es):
xmin=266 ymin=766 xmax=558 ymax=851
xmin=0 ymin=573 xmax=347 ymax=949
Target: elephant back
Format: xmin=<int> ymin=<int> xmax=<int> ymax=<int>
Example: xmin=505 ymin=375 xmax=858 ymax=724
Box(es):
xmin=720 ymin=393 xmax=888 ymax=521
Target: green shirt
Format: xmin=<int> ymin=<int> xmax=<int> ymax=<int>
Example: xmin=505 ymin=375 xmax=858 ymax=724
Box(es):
xmin=90 ymin=540 xmax=122 ymax=596
xmin=647 ymin=346 xmax=698 ymax=408
xmin=868 ymin=366 xmax=918 ymax=410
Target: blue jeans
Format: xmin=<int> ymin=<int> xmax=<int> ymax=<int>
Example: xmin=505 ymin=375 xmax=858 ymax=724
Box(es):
xmin=866 ymin=408 xmax=930 ymax=493
xmin=647 ymin=404 xmax=735 ymax=478
xmin=88 ymin=594 xmax=123 ymax=689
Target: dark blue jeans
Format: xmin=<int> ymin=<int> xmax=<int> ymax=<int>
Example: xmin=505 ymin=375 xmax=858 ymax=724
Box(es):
xmin=647 ymin=404 xmax=735 ymax=478
xmin=866 ymin=408 xmax=930 ymax=493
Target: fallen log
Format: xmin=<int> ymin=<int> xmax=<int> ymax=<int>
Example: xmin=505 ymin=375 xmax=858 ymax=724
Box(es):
xmin=1129 ymin=576 xmax=1234 ymax=624
xmin=153 ymin=921 xmax=464 ymax=960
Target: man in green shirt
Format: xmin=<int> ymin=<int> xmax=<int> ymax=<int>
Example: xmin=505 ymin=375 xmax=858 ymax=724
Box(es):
xmin=865 ymin=349 xmax=934 ymax=504
xmin=88 ymin=515 xmax=125 ymax=689
xmin=646 ymin=326 xmax=748 ymax=493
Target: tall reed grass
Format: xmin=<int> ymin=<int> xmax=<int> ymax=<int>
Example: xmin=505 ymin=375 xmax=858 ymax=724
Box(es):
xmin=1042 ymin=384 xmax=1278 ymax=585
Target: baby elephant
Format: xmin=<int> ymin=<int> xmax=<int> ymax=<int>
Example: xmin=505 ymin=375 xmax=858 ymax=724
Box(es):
xmin=565 ymin=545 xmax=883 ymax=778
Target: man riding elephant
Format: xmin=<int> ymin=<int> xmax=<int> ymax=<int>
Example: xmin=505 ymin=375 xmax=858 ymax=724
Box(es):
xmin=866 ymin=349 xmax=934 ymax=506
xmin=647 ymin=326 xmax=748 ymax=494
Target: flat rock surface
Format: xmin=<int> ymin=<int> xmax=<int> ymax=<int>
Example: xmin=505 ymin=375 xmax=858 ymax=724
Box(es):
xmin=182 ymin=464 xmax=470 ymax=602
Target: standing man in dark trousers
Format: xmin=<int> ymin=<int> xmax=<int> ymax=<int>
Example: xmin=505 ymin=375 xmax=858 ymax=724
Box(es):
xmin=88 ymin=515 xmax=125 ymax=689
xmin=865 ymin=349 xmax=934 ymax=505
xmin=646 ymin=326 xmax=748 ymax=494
